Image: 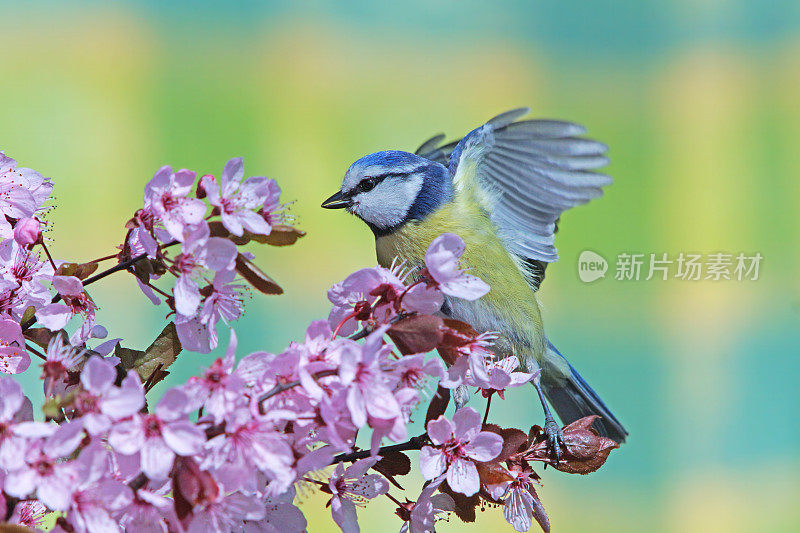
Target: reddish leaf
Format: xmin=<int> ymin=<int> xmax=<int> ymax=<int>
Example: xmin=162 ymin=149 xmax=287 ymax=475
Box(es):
xmin=482 ymin=424 xmax=529 ymax=463
xmin=529 ymin=484 xmax=551 ymax=533
xmin=523 ymin=416 xmax=619 ymax=474
xmin=208 ymin=221 xmax=305 ymax=247
xmin=23 ymin=327 xmax=56 ymax=350
xmin=208 ymin=221 xmax=249 ymax=246
xmin=425 ymin=386 xmax=450 ymax=425
xmin=436 ymin=318 xmax=479 ymax=365
xmin=235 ymin=254 xmax=283 ymax=295
xmin=439 ymin=480 xmax=479 ymax=523
xmin=374 ymin=451 xmax=411 ymax=477
xmin=373 ymin=451 xmax=411 ymax=489
xmin=54 ymin=262 xmax=78 ymax=277
xmin=172 ymin=457 xmax=219 ymax=523
xmin=262 ymin=224 xmax=306 ymax=246
xmin=74 ymin=262 xmax=99 ymax=280
xmin=475 ymin=461 xmax=513 ymax=487
xmin=387 ymin=314 xmax=443 ymax=355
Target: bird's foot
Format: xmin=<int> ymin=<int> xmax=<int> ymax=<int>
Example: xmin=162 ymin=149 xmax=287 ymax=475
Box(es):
xmin=543 ymin=415 xmax=564 ymax=464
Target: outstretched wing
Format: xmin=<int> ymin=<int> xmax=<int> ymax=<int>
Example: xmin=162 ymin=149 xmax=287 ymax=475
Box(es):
xmin=414 ymin=109 xmax=610 ymax=290
xmin=444 ymin=108 xmax=610 ymax=286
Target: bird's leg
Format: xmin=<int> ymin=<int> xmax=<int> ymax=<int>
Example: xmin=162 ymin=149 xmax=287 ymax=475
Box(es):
xmin=532 ymin=379 xmax=563 ymax=463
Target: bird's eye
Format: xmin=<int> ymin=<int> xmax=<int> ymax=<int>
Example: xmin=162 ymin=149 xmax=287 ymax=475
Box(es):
xmin=359 ymin=178 xmax=378 ymax=192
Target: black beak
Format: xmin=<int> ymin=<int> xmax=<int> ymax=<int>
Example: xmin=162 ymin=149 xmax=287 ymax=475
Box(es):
xmin=321 ymin=190 xmax=351 ymax=209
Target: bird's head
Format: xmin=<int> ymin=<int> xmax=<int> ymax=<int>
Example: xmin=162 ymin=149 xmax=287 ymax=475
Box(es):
xmin=322 ymin=150 xmax=450 ymax=235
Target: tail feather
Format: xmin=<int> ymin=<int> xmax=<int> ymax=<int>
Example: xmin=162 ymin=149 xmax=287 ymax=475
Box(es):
xmin=540 ymin=342 xmax=628 ymax=444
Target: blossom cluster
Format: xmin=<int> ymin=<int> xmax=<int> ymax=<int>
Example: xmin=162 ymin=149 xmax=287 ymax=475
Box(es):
xmin=0 ymin=152 xmax=618 ymax=533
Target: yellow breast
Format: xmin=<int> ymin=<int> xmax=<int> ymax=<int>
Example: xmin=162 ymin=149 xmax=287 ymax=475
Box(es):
xmin=375 ymin=199 xmax=546 ymax=365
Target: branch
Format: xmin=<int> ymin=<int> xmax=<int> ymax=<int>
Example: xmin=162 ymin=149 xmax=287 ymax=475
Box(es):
xmin=347 ymin=312 xmax=411 ymax=341
xmin=331 ymin=434 xmax=428 ymax=464
xmin=257 ymin=369 xmax=338 ymax=414
xmin=21 ymin=240 xmax=178 ymax=331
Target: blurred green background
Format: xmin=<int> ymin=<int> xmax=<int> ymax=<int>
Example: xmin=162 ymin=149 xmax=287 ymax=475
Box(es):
xmin=3 ymin=1 xmax=800 ymax=531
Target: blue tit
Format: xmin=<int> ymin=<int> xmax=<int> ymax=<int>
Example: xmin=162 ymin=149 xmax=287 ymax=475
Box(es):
xmin=322 ymin=108 xmax=627 ymax=452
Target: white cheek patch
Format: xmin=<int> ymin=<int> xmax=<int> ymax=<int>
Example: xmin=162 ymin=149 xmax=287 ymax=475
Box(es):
xmin=352 ymin=174 xmax=423 ymax=229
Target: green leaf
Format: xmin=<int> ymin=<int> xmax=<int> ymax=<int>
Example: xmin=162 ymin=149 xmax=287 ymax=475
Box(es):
xmin=116 ymin=322 xmax=181 ymax=384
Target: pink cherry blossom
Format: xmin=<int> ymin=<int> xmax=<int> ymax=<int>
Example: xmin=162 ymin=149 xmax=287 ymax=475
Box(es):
xmin=399 ymin=476 xmax=455 ymax=533
xmin=243 ymin=486 xmax=307 ymax=533
xmin=500 ymin=468 xmax=546 ymax=533
xmin=201 ymin=158 xmax=272 ymax=237
xmin=257 ymin=178 xmax=285 ymax=228
xmin=0 ymin=319 xmax=30 ymax=375
xmin=338 ymin=329 xmax=402 ymax=429
xmin=7 ymin=499 xmax=48 ymax=529
xmin=419 ymin=407 xmax=503 ymax=496
xmin=423 ymin=233 xmax=489 ymax=300
xmin=143 ymin=166 xmax=206 ymax=242
xmin=197 ymin=270 xmax=245 ymax=328
xmin=327 ymin=457 xmax=389 ymax=533
xmin=174 ymin=315 xmax=214 ymax=354
xmin=73 ymin=356 xmax=145 ymax=435
xmin=40 ymin=335 xmax=84 ymax=397
xmin=201 ymin=407 xmax=295 ymax=495
xmin=186 ymin=489 xmax=265 ymax=533
xmin=183 ymin=332 xmax=245 ymax=423
xmin=36 ymin=275 xmax=97 ymax=342
xmin=4 ymin=420 xmax=84 ymax=511
xmin=0 ymin=153 xmax=51 ymax=239
xmin=474 ymin=356 xmax=537 ymax=398
xmin=391 ymin=353 xmax=445 ymax=390
xmin=0 ymin=240 xmax=52 ymax=319
xmin=62 ymin=441 xmax=134 ymax=533
xmin=108 ymin=388 xmax=206 ymax=480
xmin=0 ymin=377 xmax=32 ymax=470
xmin=328 ymin=260 xmax=441 ymax=337
xmin=175 ymin=270 xmax=245 ymax=353
xmin=119 ymin=488 xmax=177 ymax=533
xmin=171 ymin=221 xmax=237 ymax=317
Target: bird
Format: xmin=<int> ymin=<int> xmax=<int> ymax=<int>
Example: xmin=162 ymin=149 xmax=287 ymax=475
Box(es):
xmin=321 ymin=107 xmax=627 ymax=454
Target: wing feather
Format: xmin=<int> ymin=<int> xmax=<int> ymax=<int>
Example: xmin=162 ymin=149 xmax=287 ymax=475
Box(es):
xmin=447 ymin=109 xmax=611 ymax=270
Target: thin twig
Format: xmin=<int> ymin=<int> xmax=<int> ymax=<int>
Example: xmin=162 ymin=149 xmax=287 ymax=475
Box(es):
xmin=20 ymin=240 xmax=178 ymax=331
xmin=331 ymin=434 xmax=428 ymax=464
xmin=483 ymin=394 xmax=492 ymax=426
xmin=89 ymin=253 xmax=120 ymax=263
xmin=39 ymin=241 xmax=57 ymax=271
xmin=25 ymin=343 xmax=46 ymax=361
xmin=257 ymin=369 xmax=338 ymax=413
xmin=347 ymin=312 xmax=411 ymax=342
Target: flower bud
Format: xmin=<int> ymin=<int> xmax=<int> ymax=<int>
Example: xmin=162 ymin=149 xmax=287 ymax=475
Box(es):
xmin=13 ymin=217 xmax=41 ymax=246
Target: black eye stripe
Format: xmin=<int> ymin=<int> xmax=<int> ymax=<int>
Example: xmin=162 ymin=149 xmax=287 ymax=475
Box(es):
xmin=358 ymin=172 xmax=408 ymax=189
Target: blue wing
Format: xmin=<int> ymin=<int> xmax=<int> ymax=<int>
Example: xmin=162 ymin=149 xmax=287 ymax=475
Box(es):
xmin=418 ymin=108 xmax=611 ymax=266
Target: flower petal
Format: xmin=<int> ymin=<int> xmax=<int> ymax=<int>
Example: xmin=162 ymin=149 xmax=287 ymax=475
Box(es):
xmin=464 ymin=432 xmax=503 ymax=462
xmin=419 ymin=446 xmax=447 ymax=480
xmin=446 ymin=458 xmax=480 ymax=496
xmin=426 ymin=416 xmax=454 ymax=446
